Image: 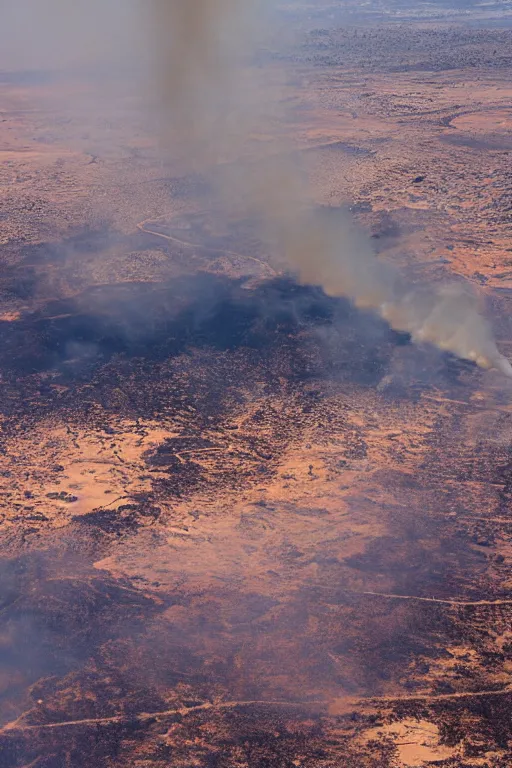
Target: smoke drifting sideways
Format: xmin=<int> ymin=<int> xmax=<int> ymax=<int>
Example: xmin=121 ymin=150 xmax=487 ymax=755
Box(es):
xmin=2 ymin=1 xmax=509 ymax=377
xmin=147 ymin=0 xmax=512 ymax=378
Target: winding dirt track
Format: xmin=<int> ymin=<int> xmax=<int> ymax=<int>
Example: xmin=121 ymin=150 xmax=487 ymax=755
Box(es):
xmin=2 ymin=700 xmax=323 ymax=734
xmin=367 ymin=686 xmax=512 ymax=704
xmin=136 ymin=214 xmax=277 ymax=277
xmin=4 ymin=687 xmax=512 ymax=735
xmin=343 ymin=590 xmax=512 ymax=607
xmin=309 ymin=587 xmax=512 ymax=607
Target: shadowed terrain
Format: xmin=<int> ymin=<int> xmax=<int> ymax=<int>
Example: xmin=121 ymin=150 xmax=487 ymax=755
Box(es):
xmin=1 ymin=2 xmax=512 ymax=767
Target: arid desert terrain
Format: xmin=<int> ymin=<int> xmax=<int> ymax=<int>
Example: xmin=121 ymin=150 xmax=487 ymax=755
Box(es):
xmin=1 ymin=2 xmax=512 ymax=767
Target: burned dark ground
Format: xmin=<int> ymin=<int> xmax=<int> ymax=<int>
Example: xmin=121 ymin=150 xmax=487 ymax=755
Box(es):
xmin=1 ymin=4 xmax=512 ymax=768
xmin=0 ymin=219 xmax=511 ymax=767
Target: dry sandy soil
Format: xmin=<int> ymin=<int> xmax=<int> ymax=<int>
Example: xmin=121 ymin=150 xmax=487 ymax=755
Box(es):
xmin=0 ymin=4 xmax=512 ymax=768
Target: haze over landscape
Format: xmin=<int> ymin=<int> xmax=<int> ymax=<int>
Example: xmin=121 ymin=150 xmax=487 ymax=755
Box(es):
xmin=0 ymin=1 xmax=512 ymax=767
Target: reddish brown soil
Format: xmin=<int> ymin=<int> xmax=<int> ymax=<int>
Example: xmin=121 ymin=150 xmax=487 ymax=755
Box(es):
xmin=0 ymin=7 xmax=512 ymax=768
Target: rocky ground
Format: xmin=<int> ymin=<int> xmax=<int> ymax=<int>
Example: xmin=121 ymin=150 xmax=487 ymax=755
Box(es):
xmin=0 ymin=5 xmax=512 ymax=767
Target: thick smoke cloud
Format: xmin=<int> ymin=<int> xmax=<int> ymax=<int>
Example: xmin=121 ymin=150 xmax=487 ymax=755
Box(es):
xmin=148 ymin=0 xmax=512 ymax=376
xmin=1 ymin=1 xmax=509 ymax=375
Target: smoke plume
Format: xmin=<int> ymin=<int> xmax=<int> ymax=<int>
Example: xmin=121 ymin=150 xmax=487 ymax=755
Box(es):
xmin=148 ymin=0 xmax=512 ymax=377
xmin=3 ymin=1 xmax=507 ymax=375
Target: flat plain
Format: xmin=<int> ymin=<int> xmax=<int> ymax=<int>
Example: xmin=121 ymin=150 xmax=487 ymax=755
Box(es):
xmin=0 ymin=3 xmax=512 ymax=766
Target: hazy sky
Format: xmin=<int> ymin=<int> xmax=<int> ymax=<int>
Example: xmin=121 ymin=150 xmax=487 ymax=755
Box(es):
xmin=0 ymin=0 xmax=144 ymax=70
xmin=1 ymin=0 xmax=509 ymax=374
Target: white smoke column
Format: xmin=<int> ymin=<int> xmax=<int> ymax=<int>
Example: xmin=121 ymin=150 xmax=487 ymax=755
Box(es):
xmin=0 ymin=1 xmax=508 ymax=374
xmin=286 ymin=209 xmax=512 ymax=375
xmin=151 ymin=1 xmax=512 ymax=376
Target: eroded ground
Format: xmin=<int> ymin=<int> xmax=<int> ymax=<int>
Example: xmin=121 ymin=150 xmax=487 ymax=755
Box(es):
xmin=1 ymin=6 xmax=512 ymax=768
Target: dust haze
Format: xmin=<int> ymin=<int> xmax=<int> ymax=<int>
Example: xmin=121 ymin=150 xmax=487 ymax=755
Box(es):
xmin=0 ymin=1 xmax=144 ymax=71
xmin=147 ymin=0 xmax=512 ymax=376
xmin=1 ymin=0 xmax=509 ymax=375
